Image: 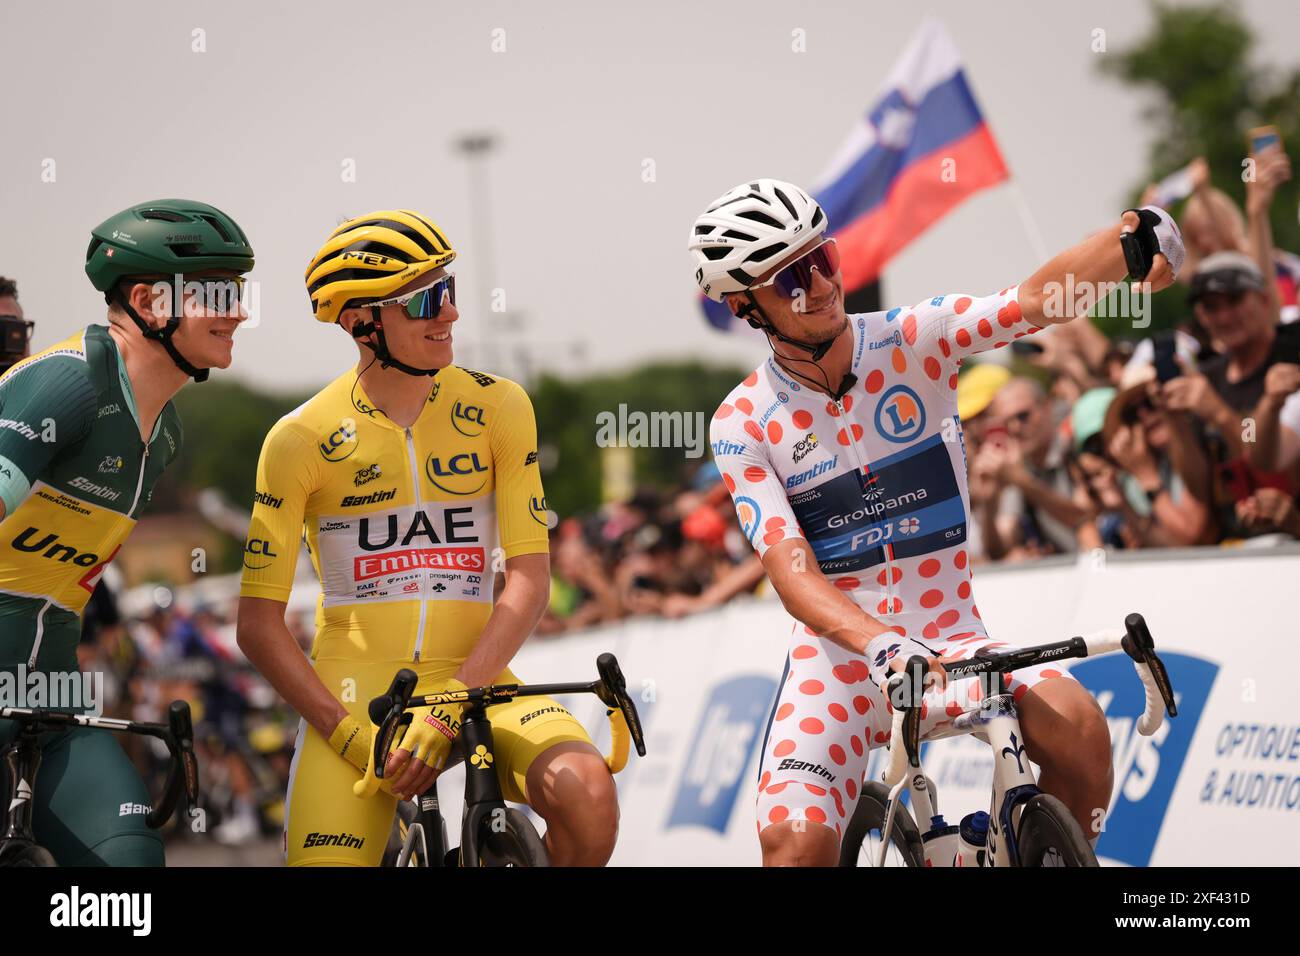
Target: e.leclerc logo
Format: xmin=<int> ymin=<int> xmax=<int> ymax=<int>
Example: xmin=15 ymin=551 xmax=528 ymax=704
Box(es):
xmin=667 ymin=674 xmax=777 ymax=833
xmin=874 ymin=385 xmax=925 ymax=443
xmin=1072 ymin=651 xmax=1218 ymax=867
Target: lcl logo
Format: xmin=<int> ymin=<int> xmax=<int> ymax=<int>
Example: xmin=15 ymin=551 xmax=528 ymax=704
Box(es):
xmin=320 ymin=421 xmax=358 ymax=462
xmin=426 ymin=452 xmax=489 ymax=496
xmin=451 ymin=400 xmax=486 ymax=437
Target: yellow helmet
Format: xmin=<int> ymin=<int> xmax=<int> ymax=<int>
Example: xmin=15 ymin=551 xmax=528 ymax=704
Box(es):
xmin=305 ymin=209 xmax=456 ymax=325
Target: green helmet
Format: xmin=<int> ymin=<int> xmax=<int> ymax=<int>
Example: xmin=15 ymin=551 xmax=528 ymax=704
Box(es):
xmin=84 ymin=198 xmax=254 ymax=295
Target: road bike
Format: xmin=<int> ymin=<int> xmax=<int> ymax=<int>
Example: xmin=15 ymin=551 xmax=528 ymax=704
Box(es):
xmin=373 ymin=653 xmax=645 ymax=867
xmin=0 ymin=701 xmax=199 ymax=866
xmin=840 ymin=613 xmax=1175 ymax=867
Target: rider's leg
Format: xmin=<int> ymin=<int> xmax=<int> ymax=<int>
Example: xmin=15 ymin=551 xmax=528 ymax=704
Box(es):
xmin=283 ymin=656 xmax=419 ymax=866
xmin=29 ymin=726 xmax=164 ymax=866
xmin=522 ymin=740 xmax=619 ymax=866
xmin=491 ymin=689 xmax=616 ymax=865
xmin=760 ymin=820 xmax=839 ymax=866
xmin=1016 ymin=676 xmax=1113 ymax=839
xmin=755 ymin=628 xmax=884 ymax=867
xmin=283 ymin=715 xmax=396 ymax=866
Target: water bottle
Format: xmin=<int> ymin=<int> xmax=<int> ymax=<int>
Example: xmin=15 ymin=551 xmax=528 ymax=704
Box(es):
xmin=955 ymin=811 xmax=989 ymax=868
xmin=920 ymin=814 xmax=960 ymax=868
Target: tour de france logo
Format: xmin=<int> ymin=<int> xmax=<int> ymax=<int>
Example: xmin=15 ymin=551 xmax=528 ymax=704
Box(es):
xmin=874 ymin=385 xmax=926 ymax=444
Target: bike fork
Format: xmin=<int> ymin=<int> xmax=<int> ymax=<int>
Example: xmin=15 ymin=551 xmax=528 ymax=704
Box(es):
xmin=980 ymin=696 xmax=1040 ymax=867
xmin=1 ymin=729 xmax=42 ymax=853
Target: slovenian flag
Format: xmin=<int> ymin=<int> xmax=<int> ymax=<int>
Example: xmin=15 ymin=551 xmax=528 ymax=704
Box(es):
xmin=702 ymin=18 xmax=1009 ymax=331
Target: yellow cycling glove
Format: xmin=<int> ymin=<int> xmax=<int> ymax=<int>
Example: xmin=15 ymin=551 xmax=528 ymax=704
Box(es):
xmin=329 ymin=713 xmax=371 ymax=773
xmin=399 ymin=677 xmax=468 ymax=772
xmin=351 ymin=678 xmax=468 ymax=799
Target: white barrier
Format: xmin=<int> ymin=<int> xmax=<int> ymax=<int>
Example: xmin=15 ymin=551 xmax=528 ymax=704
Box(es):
xmin=486 ymin=545 xmax=1300 ymax=866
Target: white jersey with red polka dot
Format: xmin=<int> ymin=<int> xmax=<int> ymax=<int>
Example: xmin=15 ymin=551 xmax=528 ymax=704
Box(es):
xmin=708 ymin=286 xmax=1078 ymax=838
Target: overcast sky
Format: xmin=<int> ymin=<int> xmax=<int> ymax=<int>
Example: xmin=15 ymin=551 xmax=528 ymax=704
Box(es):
xmin=1 ymin=0 xmax=1294 ymax=392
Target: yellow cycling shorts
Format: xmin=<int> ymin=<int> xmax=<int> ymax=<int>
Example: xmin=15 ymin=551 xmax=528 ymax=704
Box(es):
xmin=284 ymin=658 xmax=592 ymax=867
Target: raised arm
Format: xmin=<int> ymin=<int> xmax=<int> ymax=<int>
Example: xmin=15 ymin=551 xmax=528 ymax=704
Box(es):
xmin=1019 ymin=208 xmax=1183 ymax=327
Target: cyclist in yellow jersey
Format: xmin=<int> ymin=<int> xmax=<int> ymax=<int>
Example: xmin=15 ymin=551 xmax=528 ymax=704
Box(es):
xmin=236 ymin=210 xmax=619 ymax=866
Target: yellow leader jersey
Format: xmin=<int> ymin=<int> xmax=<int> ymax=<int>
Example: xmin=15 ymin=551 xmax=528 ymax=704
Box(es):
xmin=239 ymin=365 xmax=549 ymax=667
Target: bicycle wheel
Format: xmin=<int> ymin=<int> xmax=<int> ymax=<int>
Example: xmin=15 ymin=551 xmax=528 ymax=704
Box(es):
xmin=1 ymin=843 xmax=57 ymax=867
xmin=838 ymin=782 xmax=925 ymax=867
xmin=381 ymin=800 xmax=428 ymax=868
xmin=474 ymin=808 xmax=550 ymax=867
xmin=1014 ymin=794 xmax=1098 ymax=867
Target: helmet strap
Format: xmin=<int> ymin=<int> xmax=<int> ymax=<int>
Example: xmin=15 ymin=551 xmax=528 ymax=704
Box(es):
xmin=735 ymin=292 xmax=834 ymax=362
xmin=111 ymin=286 xmax=210 ymax=383
xmin=738 ymin=291 xmax=855 ymax=398
xmin=352 ymin=307 xmax=440 ymax=378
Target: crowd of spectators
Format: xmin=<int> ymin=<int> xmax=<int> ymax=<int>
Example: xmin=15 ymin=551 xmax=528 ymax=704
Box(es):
xmin=541 ymin=145 xmax=1300 ymax=630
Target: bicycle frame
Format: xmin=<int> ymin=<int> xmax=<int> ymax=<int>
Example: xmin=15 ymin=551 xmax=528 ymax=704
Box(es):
xmin=872 ymin=613 xmax=1176 ymax=868
xmin=876 ymin=688 xmax=1040 ymax=868
xmin=372 ymin=653 xmax=645 ymax=867
xmin=0 ymin=701 xmax=198 ymax=864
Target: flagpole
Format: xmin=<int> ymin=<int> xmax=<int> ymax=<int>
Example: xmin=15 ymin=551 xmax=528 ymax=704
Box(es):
xmin=1005 ymin=180 xmax=1050 ymax=264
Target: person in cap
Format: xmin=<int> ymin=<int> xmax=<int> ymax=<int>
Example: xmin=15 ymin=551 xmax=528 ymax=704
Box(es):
xmin=1169 ymin=251 xmax=1300 ymax=426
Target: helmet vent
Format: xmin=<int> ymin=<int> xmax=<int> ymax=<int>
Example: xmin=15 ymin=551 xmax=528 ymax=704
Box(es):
xmin=693 ymin=225 xmax=715 ymax=235
xmin=141 ymin=209 xmax=188 ymax=223
xmin=772 ymin=187 xmax=798 ymax=219
xmin=744 ymin=243 xmax=787 ymax=263
xmin=700 ymin=247 xmax=730 ymax=262
xmin=199 ymin=215 xmax=233 ymax=243
xmin=735 ymin=210 xmax=783 ymax=229
xmin=344 ymin=220 xmax=438 ymax=256
xmin=811 ymin=207 xmax=825 ymax=229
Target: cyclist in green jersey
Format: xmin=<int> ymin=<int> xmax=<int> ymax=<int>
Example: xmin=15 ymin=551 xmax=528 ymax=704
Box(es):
xmin=0 ymin=199 xmax=254 ymax=865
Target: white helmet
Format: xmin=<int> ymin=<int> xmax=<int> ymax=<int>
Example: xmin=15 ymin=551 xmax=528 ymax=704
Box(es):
xmin=688 ymin=178 xmax=828 ymax=302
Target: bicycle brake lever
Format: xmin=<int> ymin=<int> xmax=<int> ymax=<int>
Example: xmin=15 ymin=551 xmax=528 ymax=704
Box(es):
xmin=596 ymin=653 xmax=646 ymax=758
xmin=1122 ymin=613 xmax=1177 ymax=719
xmin=369 ymin=669 xmax=419 ymax=779
xmin=886 ymin=656 xmax=928 ymax=768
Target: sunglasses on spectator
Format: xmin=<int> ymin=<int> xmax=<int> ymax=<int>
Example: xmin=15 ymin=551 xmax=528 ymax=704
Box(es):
xmin=366 ymin=274 xmax=456 ymax=319
xmin=752 ymin=239 xmax=841 ymax=299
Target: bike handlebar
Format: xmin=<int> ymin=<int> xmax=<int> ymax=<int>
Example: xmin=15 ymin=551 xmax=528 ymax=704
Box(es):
xmin=0 ymin=700 xmax=200 ymax=830
xmin=367 ymin=654 xmax=647 ymax=780
xmin=880 ymin=613 xmax=1176 ymax=786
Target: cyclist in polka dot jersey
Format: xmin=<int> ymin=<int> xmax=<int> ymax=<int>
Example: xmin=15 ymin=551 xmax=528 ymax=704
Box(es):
xmin=689 ymin=179 xmax=1185 ymax=866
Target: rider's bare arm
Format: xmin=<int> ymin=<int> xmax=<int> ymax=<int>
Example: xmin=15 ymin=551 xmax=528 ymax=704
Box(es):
xmin=1018 ymin=210 xmax=1179 ymax=327
xmin=761 ymin=538 xmax=892 ymax=655
xmin=453 ymin=551 xmax=550 ymax=689
xmin=236 ymin=596 xmax=348 ymax=737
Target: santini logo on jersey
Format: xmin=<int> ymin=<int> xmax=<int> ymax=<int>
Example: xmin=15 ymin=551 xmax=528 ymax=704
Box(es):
xmin=711 ymin=439 xmax=748 ymax=458
xmin=340 ymin=488 xmax=396 ymax=507
xmin=253 ymin=489 xmax=283 ymax=509
xmin=786 ymin=457 xmax=836 ymax=489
